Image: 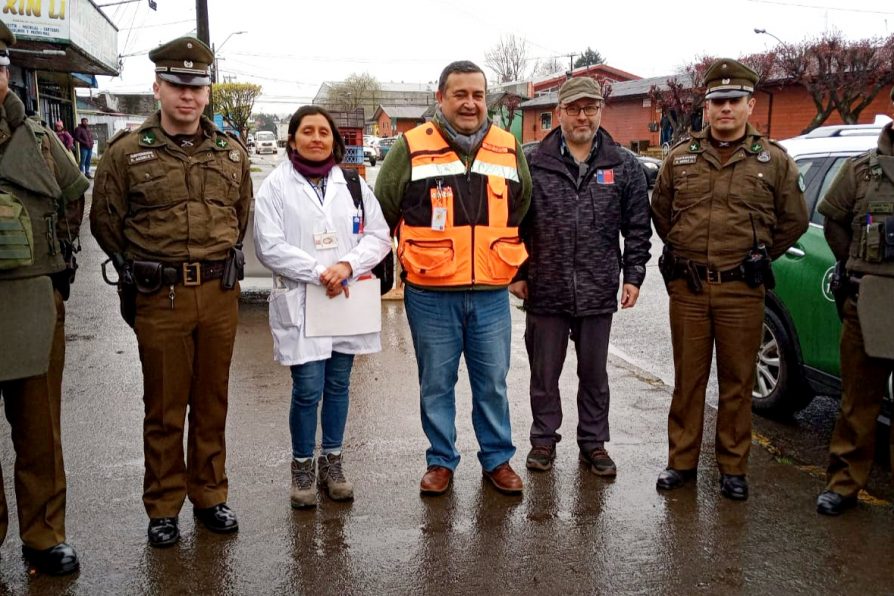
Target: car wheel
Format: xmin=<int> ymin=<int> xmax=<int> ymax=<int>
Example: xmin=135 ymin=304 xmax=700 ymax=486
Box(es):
xmin=752 ymin=307 xmax=813 ymax=417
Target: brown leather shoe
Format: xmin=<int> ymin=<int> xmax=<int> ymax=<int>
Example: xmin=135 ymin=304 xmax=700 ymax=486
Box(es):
xmin=483 ymin=462 xmax=523 ymax=495
xmin=420 ymin=466 xmax=453 ymax=495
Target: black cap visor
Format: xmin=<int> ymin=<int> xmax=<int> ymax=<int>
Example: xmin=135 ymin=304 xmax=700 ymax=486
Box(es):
xmin=158 ymin=71 xmax=211 ymax=87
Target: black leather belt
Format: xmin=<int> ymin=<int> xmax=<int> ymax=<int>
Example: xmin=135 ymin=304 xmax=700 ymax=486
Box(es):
xmin=171 ymin=261 xmax=226 ymax=286
xmin=673 ymin=262 xmax=744 ymax=284
xmin=692 ymin=264 xmax=744 ymax=284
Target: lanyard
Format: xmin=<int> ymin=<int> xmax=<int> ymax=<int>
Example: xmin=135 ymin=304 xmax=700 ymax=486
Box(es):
xmin=308 ymin=177 xmax=327 ymax=204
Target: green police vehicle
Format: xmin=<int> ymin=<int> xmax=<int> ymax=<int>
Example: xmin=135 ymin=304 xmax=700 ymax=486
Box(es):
xmin=753 ymin=117 xmax=894 ymax=422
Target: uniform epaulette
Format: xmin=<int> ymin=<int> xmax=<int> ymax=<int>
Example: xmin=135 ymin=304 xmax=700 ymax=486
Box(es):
xmin=766 ymin=138 xmax=789 ymax=154
xmin=107 ymin=128 xmax=130 ymax=147
xmin=224 ymin=130 xmax=248 ymax=152
xmin=670 ymin=136 xmax=692 ymax=151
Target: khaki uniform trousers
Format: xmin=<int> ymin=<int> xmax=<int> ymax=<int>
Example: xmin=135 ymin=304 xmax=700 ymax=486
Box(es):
xmin=134 ymin=281 xmax=239 ymax=518
xmin=826 ymin=297 xmax=894 ymax=497
xmin=666 ymin=279 xmax=765 ymax=475
xmin=0 ymin=290 xmax=67 ymax=550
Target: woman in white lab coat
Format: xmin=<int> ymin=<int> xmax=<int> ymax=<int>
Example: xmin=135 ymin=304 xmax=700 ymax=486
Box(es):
xmin=253 ymin=105 xmax=391 ymax=508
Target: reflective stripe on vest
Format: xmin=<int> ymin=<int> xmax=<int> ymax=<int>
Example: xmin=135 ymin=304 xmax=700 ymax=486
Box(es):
xmin=398 ymin=123 xmax=527 ymax=287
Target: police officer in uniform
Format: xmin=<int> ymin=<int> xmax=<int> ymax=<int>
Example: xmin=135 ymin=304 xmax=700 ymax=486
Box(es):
xmin=815 ymin=87 xmax=894 ymax=516
xmin=651 ymin=58 xmax=808 ymax=501
xmin=90 ymin=37 xmax=252 ymax=546
xmin=0 ymin=20 xmax=87 ymax=575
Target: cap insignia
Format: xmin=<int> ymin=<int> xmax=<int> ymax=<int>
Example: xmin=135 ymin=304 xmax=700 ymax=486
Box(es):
xmin=187 ymin=42 xmax=193 ymax=49
xmin=721 ymin=78 xmax=730 ymax=85
xmin=184 ymin=60 xmax=193 ymax=68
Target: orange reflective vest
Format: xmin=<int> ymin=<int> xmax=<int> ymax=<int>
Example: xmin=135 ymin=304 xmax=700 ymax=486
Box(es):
xmin=397 ymin=123 xmax=527 ymax=287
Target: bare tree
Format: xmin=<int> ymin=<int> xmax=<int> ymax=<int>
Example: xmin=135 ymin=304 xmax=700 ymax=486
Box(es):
xmin=533 ymin=56 xmax=564 ymax=78
xmin=774 ymin=32 xmax=894 ymax=133
xmin=327 ymin=73 xmax=381 ymax=117
xmin=211 ymin=82 xmax=262 ymax=139
xmin=485 ymin=35 xmax=531 ymax=83
xmin=648 ymin=56 xmax=714 ymax=144
xmin=489 ymin=92 xmax=523 ymax=133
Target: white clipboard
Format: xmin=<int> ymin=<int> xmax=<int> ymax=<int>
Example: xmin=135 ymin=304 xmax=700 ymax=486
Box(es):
xmin=305 ymin=277 xmax=382 ymax=337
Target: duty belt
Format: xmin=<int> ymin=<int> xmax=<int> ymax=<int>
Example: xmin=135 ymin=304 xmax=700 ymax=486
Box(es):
xmin=175 ymin=261 xmax=226 ymax=286
xmin=690 ymin=263 xmax=745 ymax=284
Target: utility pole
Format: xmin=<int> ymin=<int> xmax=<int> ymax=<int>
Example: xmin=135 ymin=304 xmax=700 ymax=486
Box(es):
xmin=564 ymin=54 xmax=576 ymax=82
xmin=196 ymin=0 xmax=214 ymax=119
xmin=196 ymin=0 xmax=210 ymax=46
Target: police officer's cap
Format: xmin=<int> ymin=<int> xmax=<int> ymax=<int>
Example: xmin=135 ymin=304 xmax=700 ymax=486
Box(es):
xmin=704 ymin=58 xmax=758 ymax=100
xmin=0 ymin=19 xmax=16 ymax=67
xmin=149 ymin=36 xmax=213 ymax=87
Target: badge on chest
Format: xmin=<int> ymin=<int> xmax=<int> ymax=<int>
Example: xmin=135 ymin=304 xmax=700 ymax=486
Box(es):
xmin=430 ymin=185 xmax=453 ymax=232
xmin=314 ymin=232 xmax=338 ymax=250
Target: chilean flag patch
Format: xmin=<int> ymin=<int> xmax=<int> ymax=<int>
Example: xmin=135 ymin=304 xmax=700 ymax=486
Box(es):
xmin=596 ymin=169 xmax=615 ymax=185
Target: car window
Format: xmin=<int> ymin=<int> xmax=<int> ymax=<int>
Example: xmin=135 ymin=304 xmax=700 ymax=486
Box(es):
xmin=812 ymin=157 xmax=850 ymax=225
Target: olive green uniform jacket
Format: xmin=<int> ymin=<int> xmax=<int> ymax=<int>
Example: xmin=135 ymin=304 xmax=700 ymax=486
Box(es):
xmin=90 ymin=112 xmax=252 ymax=262
xmin=651 ymin=124 xmax=808 ymax=268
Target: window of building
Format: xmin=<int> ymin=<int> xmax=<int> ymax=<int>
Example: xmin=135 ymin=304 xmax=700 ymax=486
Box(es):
xmin=540 ymin=112 xmax=552 ymax=130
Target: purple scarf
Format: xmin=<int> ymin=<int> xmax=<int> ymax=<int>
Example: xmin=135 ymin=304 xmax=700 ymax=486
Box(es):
xmin=288 ymin=147 xmax=336 ymax=179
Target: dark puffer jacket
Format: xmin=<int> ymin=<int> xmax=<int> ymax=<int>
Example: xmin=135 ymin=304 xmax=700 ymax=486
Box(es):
xmin=518 ymin=127 xmax=652 ymax=316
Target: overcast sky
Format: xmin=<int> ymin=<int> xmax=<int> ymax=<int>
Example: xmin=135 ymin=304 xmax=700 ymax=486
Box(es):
xmin=95 ymin=0 xmax=894 ymax=114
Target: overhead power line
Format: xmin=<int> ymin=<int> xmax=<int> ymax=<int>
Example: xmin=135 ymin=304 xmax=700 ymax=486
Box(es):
xmin=745 ymin=0 xmax=894 ymax=15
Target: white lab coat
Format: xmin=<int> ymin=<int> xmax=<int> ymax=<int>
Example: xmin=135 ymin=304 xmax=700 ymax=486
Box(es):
xmin=253 ymin=162 xmax=392 ymax=366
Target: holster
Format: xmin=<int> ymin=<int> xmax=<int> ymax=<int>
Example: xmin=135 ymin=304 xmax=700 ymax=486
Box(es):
xmin=829 ymin=261 xmax=851 ymax=321
xmin=221 ymin=245 xmax=245 ymax=290
xmin=118 ymin=282 xmax=137 ymax=328
xmin=684 ymin=259 xmax=703 ymax=294
xmin=658 ymin=245 xmax=675 ymax=285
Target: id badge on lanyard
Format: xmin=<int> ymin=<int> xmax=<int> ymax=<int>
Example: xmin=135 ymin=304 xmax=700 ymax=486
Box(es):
xmin=430 ymin=181 xmax=452 ymax=232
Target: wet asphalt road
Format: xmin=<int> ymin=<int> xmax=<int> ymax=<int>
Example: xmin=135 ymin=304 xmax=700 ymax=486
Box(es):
xmin=0 ymin=154 xmax=892 ymax=594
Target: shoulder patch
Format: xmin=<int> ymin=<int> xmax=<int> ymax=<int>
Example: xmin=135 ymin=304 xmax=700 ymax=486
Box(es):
xmin=108 ymin=129 xmax=131 ymax=147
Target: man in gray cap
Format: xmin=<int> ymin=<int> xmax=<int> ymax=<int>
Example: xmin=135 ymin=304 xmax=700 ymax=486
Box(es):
xmin=510 ymin=76 xmax=651 ymax=477
xmin=91 ymin=36 xmax=252 ymax=547
xmin=814 ymin=85 xmax=894 ymax=516
xmin=0 ymin=18 xmax=88 ymax=575
xmin=651 ymin=58 xmax=807 ymax=500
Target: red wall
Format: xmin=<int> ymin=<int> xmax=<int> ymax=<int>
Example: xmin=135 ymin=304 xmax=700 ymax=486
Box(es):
xmin=375 ymin=115 xmax=420 ymax=138
xmin=523 ymin=83 xmax=894 ymax=148
xmin=522 ymin=108 xmax=557 ymax=143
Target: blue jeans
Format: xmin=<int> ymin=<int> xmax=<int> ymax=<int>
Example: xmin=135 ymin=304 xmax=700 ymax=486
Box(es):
xmin=289 ymin=352 xmax=354 ymax=459
xmin=404 ymin=286 xmax=515 ymax=472
xmin=79 ymin=146 xmax=92 ymax=176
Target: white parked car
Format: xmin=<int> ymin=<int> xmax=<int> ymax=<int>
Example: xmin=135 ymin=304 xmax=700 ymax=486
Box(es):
xmin=255 ymin=131 xmax=277 ymax=155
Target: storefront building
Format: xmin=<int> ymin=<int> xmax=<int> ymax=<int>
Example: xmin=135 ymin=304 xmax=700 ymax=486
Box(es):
xmin=3 ymin=0 xmax=117 ymax=134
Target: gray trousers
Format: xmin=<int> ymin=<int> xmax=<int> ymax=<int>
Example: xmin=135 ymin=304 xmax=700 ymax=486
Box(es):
xmin=525 ymin=312 xmax=613 ymax=451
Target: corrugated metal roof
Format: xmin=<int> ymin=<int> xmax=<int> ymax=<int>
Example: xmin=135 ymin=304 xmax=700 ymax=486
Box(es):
xmin=377 ymin=105 xmax=429 ymax=119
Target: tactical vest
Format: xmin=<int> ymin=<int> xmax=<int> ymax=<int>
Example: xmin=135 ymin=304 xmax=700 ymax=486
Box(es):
xmin=848 ymin=149 xmax=894 ymax=276
xmin=397 ymin=123 xmax=527 ymax=287
xmin=0 ymin=119 xmax=65 ymax=281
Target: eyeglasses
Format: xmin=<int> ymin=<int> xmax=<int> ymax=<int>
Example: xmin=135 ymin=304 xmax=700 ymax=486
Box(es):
xmin=562 ymin=104 xmax=602 ymax=116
